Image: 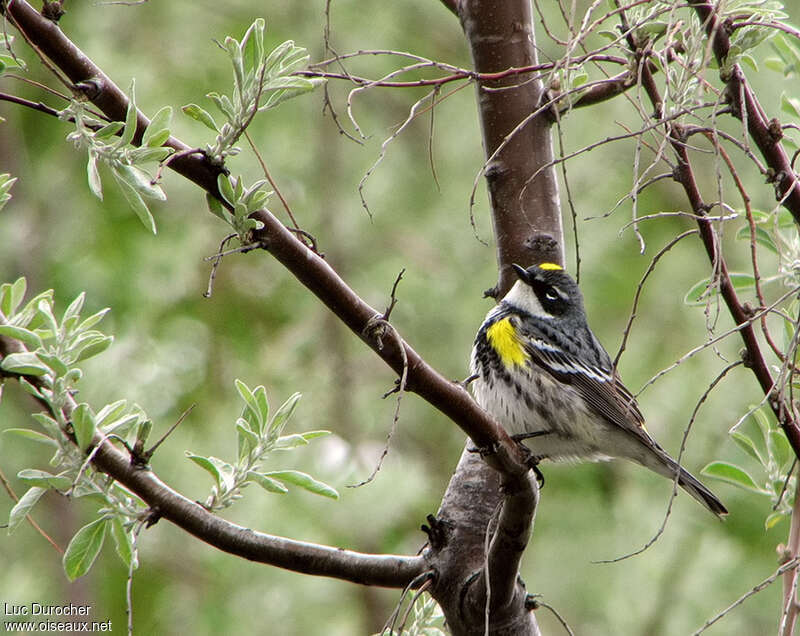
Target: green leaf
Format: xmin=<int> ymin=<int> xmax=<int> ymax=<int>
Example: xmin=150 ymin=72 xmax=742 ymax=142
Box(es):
xmin=12 ymin=288 xmax=52 ymax=328
xmin=186 ymin=452 xmax=221 ymax=486
xmin=186 ymin=453 xmax=235 ymax=492
xmin=36 ymin=352 xmax=68 ymax=377
xmin=247 ymin=471 xmax=289 ymax=494
xmin=244 ymin=189 xmax=269 ymax=213
xmin=34 ymin=299 xmax=58 ymax=334
xmin=110 ymin=517 xmax=135 ymax=569
xmin=0 ymin=324 xmax=43 ymax=349
xmin=235 ymin=379 xmax=266 ymax=433
xmin=3 ymin=428 xmax=56 ymax=446
xmin=104 ymin=414 xmax=140 ymax=436
xmin=76 ymin=307 xmax=110 ymax=333
xmin=182 ymin=103 xmax=219 ymax=132
xmin=127 ymin=146 xmax=173 ymax=164
xmin=269 ymin=392 xmax=301 ymax=438
xmin=113 ymin=164 xmax=165 ymax=201
xmin=770 ymin=429 xmax=793 ymax=473
xmin=61 ymin=292 xmax=86 ymax=327
xmin=570 ymin=70 xmax=589 ymax=88
xmin=94 ymin=400 xmax=127 ymax=429
xmin=782 ymin=93 xmax=800 ymax=119
xmin=273 ymin=434 xmax=311 ymax=450
xmin=217 ymin=174 xmax=236 ymax=206
xmin=87 ymin=152 xmax=103 ymax=200
xmin=142 ymin=106 xmax=172 ymax=147
xmin=236 ymin=419 xmax=259 ymax=460
xmin=63 ymin=518 xmax=109 ymax=581
xmin=740 ymin=53 xmax=758 ymax=73
xmin=118 ymin=81 xmax=139 ymax=148
xmin=71 ymin=403 xmax=97 ymax=452
xmin=31 ymin=413 xmax=61 ymax=438
xmin=764 ymin=57 xmax=786 ymax=73
xmin=112 ymin=169 xmax=157 ymax=234
xmin=701 ymin=461 xmax=766 ymax=493
xmin=735 ymin=225 xmax=777 ymax=254
xmin=73 ymin=334 xmax=113 ymax=362
xmin=207 ymin=92 xmax=235 ymax=120
xmin=684 ymin=273 xmax=755 ymax=305
xmin=730 ymin=430 xmax=766 ymax=465
xmin=92 ymin=121 xmax=124 ymax=140
xmin=252 ymin=385 xmax=270 ymax=430
xmin=766 ymin=511 xmax=787 ymax=530
xmin=18 ymin=377 xmax=42 ymax=399
xmin=206 ymin=193 xmax=229 ymax=222
xmin=17 ymin=469 xmax=72 ymax=490
xmin=264 ymin=470 xmax=339 ymax=499
xmin=7 ymin=486 xmax=46 ymax=534
xmin=0 ymin=352 xmax=49 ymax=376
xmin=299 ymin=430 xmax=331 ymax=440
xmin=1 ymin=276 xmax=27 ymax=316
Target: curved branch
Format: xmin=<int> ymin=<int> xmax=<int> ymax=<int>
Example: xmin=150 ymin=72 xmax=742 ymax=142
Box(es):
xmin=0 ymin=332 xmax=427 ymax=588
xmin=614 ymin=3 xmax=800 ymax=459
xmin=92 ymin=439 xmax=428 ymax=587
xmin=688 ymin=1 xmax=800 ymax=223
xmin=458 ymin=0 xmax=563 ymax=296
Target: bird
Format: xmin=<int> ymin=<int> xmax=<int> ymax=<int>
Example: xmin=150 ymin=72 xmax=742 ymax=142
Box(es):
xmin=469 ymin=261 xmax=727 ymax=517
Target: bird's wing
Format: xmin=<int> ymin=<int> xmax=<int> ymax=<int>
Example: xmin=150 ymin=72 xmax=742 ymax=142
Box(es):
xmin=522 ymin=331 xmax=653 ymax=442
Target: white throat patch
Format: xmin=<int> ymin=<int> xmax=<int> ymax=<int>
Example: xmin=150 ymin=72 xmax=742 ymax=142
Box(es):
xmin=502 ymin=280 xmax=549 ymax=318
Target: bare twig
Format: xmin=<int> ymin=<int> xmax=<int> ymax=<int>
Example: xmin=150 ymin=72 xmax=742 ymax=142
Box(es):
xmin=0 ymin=465 xmax=63 ymax=553
xmin=694 ymin=558 xmax=800 ymax=635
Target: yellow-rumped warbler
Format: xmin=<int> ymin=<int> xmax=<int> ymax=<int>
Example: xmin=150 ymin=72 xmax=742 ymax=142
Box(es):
xmin=469 ymin=262 xmax=727 ymax=516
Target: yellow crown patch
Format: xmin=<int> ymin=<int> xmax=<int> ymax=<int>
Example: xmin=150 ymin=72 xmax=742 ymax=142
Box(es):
xmin=538 ymin=262 xmax=563 ymax=271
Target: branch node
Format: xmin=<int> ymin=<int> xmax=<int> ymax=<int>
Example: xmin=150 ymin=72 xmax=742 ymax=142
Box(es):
xmin=523 ymin=232 xmax=560 ymax=263
xmin=73 ymin=78 xmax=104 ymax=101
xmin=363 ymin=314 xmax=389 ymax=350
xmin=41 ymin=1 xmax=64 ymax=22
xmin=524 ymin=594 xmax=541 ymax=611
xmin=420 ymin=513 xmax=450 ymax=550
xmin=143 ymin=507 xmax=162 ymax=528
xmin=769 ymin=118 xmax=784 ymax=143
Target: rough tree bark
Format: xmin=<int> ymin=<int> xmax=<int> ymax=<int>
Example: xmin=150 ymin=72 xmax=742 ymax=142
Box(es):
xmin=424 ymin=1 xmax=563 ymax=634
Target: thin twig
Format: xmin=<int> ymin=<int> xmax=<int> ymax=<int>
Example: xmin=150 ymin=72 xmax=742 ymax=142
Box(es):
xmin=0 ymin=465 xmax=62 ymax=553
xmin=693 ymin=558 xmax=800 ymax=635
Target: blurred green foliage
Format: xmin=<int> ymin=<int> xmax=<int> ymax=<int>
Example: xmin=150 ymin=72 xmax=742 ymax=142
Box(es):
xmin=1 ymin=1 xmax=800 ymax=634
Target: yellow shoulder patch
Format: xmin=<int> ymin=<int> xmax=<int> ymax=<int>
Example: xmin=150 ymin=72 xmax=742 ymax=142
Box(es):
xmin=538 ymin=262 xmax=563 ymax=271
xmin=486 ymin=317 xmax=527 ymax=368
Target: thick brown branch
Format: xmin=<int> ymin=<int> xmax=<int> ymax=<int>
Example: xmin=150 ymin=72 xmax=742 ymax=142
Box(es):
xmin=428 ymin=449 xmax=540 ymax=636
xmin=459 ymin=0 xmax=563 ymax=297
xmin=92 ymin=438 xmax=428 ymax=587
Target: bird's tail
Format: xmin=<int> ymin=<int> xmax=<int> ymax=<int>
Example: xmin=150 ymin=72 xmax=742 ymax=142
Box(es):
xmin=677 ymin=465 xmax=727 ymax=517
xmin=649 ymin=452 xmax=728 ymax=517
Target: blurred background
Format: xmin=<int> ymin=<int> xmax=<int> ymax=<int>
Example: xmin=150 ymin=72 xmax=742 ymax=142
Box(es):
xmin=1 ymin=1 xmax=799 ymax=633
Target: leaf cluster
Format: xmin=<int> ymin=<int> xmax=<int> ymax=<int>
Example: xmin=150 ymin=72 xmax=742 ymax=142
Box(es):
xmin=60 ymin=83 xmax=173 ymax=234
xmin=0 ymin=278 xmax=147 ymax=580
xmin=182 ymin=18 xmax=323 ymax=164
xmin=187 ymin=380 xmax=337 ymax=511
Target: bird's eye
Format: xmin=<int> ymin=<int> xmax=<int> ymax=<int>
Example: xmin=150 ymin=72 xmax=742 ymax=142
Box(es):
xmin=544 ymin=288 xmax=559 ymax=302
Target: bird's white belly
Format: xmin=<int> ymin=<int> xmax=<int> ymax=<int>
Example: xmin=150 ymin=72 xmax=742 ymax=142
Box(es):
xmin=471 ymin=368 xmax=613 ymax=463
